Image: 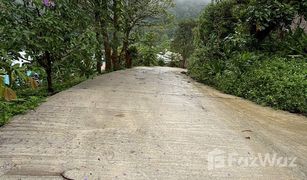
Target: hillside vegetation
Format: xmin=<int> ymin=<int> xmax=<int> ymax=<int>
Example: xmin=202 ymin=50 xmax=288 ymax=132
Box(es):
xmin=0 ymin=0 xmax=172 ymax=125
xmin=188 ymin=0 xmax=307 ymax=114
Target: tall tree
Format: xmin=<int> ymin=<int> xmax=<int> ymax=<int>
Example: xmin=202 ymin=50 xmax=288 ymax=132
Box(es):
xmin=121 ymin=0 xmax=173 ymax=68
xmin=0 ymin=1 xmax=30 ymax=87
xmin=79 ymin=0 xmax=111 ymax=73
xmin=111 ymin=0 xmax=122 ymax=70
xmin=1 ymin=0 xmax=94 ymax=93
xmin=245 ymin=0 xmax=295 ymax=42
xmin=171 ymin=20 xmax=196 ymax=68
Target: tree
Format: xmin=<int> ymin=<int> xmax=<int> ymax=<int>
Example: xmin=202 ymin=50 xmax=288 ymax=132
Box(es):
xmin=78 ymin=0 xmax=173 ymax=71
xmin=30 ymin=1 xmax=90 ymax=93
xmin=83 ymin=0 xmax=122 ymax=72
xmin=78 ymin=0 xmax=111 ymax=73
xmin=245 ymin=0 xmax=295 ymax=42
xmin=137 ymin=32 xmax=160 ymax=66
xmin=121 ymin=0 xmax=173 ymax=68
xmin=111 ymin=0 xmax=122 ymax=70
xmin=1 ymin=0 xmax=175 ymax=96
xmin=198 ymin=0 xmax=237 ymax=44
xmin=1 ymin=0 xmax=96 ymax=93
xmin=171 ymin=20 xmax=196 ymax=68
xmin=1 ymin=1 xmax=35 ymax=92
xmin=0 ymin=1 xmax=32 ymax=87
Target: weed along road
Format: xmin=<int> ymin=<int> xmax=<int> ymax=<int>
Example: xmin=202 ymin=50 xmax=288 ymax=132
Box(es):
xmin=0 ymin=67 xmax=306 ymax=179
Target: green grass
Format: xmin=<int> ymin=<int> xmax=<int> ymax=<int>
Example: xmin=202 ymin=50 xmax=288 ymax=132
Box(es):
xmin=188 ymin=52 xmax=307 ymax=114
xmin=0 ymin=77 xmax=86 ymax=126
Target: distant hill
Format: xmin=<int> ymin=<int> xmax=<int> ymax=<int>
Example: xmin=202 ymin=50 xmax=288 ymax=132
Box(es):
xmin=171 ymin=0 xmax=210 ymax=20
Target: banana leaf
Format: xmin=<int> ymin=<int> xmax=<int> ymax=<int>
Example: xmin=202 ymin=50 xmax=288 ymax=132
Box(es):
xmin=28 ymin=77 xmax=39 ymax=89
xmin=3 ymin=87 xmax=17 ymax=101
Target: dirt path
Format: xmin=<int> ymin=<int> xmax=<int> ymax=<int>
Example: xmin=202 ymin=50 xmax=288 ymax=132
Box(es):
xmin=0 ymin=67 xmax=306 ymax=179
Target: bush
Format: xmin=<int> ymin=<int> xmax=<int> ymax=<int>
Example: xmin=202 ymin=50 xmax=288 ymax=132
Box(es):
xmin=188 ymin=40 xmax=227 ymax=84
xmin=189 ymin=52 xmax=307 ymax=114
xmin=158 ymin=59 xmax=166 ymax=66
xmin=198 ymin=0 xmax=237 ymax=43
xmin=189 ymin=0 xmax=307 ymax=115
xmin=236 ymin=57 xmax=307 ymax=113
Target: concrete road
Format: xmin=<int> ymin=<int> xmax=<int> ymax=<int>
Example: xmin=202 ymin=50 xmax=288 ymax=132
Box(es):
xmin=0 ymin=67 xmax=307 ymax=179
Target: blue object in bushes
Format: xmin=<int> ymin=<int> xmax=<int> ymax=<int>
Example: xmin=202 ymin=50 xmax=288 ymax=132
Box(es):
xmin=3 ymin=75 xmax=9 ymax=85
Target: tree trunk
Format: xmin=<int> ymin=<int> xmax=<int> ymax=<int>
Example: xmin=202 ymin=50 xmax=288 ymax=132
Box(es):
xmin=95 ymin=14 xmax=102 ymax=74
xmin=45 ymin=52 xmax=54 ymax=93
xmin=123 ymin=32 xmax=132 ymax=68
xmin=37 ymin=52 xmax=54 ymax=93
xmin=96 ymin=50 xmax=102 ymax=74
xmin=111 ymin=0 xmax=120 ymax=71
xmin=99 ymin=0 xmax=112 ymax=72
xmin=250 ymin=24 xmax=274 ymax=43
xmin=103 ymin=32 xmax=112 ymax=72
xmin=111 ymin=48 xmax=120 ymax=70
xmin=181 ymin=56 xmax=187 ymax=69
xmin=96 ymin=36 xmax=103 ymax=74
xmin=125 ymin=49 xmax=132 ymax=68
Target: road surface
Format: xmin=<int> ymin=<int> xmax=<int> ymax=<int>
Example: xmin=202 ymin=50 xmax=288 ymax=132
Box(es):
xmin=0 ymin=67 xmax=307 ymax=179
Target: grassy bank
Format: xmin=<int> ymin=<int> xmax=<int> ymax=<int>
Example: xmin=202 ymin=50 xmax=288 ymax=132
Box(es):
xmin=188 ymin=52 xmax=307 ymax=114
xmin=0 ymin=78 xmax=86 ymax=126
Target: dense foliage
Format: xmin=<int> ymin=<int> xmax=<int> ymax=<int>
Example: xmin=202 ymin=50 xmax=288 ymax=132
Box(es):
xmin=0 ymin=0 xmax=172 ymax=126
xmin=171 ymin=20 xmax=196 ymax=68
xmin=1 ymin=0 xmax=172 ymax=92
xmin=189 ymin=0 xmax=307 ymax=114
xmin=1 ymin=0 xmax=306 ymax=126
